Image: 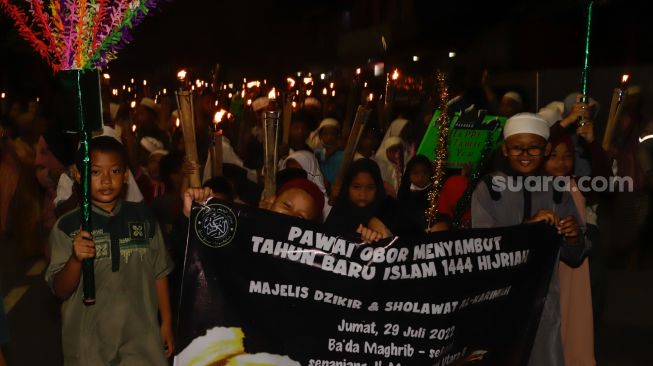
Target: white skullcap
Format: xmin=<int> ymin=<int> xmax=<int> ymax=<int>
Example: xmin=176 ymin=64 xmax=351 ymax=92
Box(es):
xmin=139 ymin=97 xmax=159 ymax=112
xmin=140 ymin=136 xmax=164 ymax=153
xmin=149 ymin=149 xmax=169 ymax=158
xmin=252 ymin=97 xmax=269 ymax=112
xmin=503 ymin=91 xmax=523 ymax=106
xmin=306 ymin=118 xmax=341 ymax=150
xmin=317 ymin=118 xmax=340 ymax=131
xmin=537 ymin=106 xmax=562 ymax=127
xmin=503 ymin=112 xmax=550 ymax=140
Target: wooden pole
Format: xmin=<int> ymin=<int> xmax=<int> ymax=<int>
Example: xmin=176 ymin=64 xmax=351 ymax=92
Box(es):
xmin=282 ymin=93 xmax=293 ymax=145
xmin=603 ymin=87 xmax=626 ymax=151
xmin=261 ymin=110 xmax=281 ymax=201
xmin=176 ymin=90 xmax=201 ymax=187
xmin=330 ymin=105 xmax=372 ymax=203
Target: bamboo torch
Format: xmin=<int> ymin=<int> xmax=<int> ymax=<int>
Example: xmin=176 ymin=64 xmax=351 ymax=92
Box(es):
xmin=262 ymin=88 xmax=281 ymax=201
xmin=603 ymin=74 xmax=629 ymax=151
xmin=211 ymin=109 xmax=227 ymax=177
xmin=175 ymin=69 xmax=202 ymax=187
xmin=330 ymin=104 xmax=372 ymax=204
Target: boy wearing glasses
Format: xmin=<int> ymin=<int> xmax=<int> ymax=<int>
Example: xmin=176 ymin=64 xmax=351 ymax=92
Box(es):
xmin=471 ymin=113 xmax=590 ymax=366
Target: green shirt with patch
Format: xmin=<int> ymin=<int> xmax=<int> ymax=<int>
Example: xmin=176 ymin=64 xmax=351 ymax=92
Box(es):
xmin=46 ymin=201 xmax=173 ymax=366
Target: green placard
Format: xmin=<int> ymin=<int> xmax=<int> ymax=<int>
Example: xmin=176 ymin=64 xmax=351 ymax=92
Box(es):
xmin=417 ymin=110 xmax=506 ymax=168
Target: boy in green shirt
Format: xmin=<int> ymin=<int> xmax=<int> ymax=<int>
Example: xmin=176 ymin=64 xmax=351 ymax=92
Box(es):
xmin=46 ymin=136 xmax=174 ymax=365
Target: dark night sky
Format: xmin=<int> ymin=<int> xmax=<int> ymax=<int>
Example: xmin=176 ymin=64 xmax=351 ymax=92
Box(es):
xmin=1 ymin=0 xmax=653 ymax=97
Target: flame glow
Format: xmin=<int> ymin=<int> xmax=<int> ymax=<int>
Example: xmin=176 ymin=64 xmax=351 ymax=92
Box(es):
xmin=622 ymin=74 xmax=630 ymax=83
xmin=163 ymin=89 xmax=167 ymax=95
xmin=306 ymin=89 xmax=312 ymax=96
xmin=130 ymin=101 xmax=136 ymax=108
xmin=329 ymin=82 xmax=334 ymax=89
xmin=268 ymin=88 xmax=277 ymax=100
xmin=175 ymin=118 xmax=180 ymax=128
xmin=322 ymin=88 xmax=328 ymax=95
xmin=368 ymin=93 xmax=374 ymax=102
xmin=287 ymin=78 xmax=296 ymax=88
xmin=214 ymin=109 xmax=227 ymax=124
xmin=143 ymin=80 xmax=147 ymax=86
xmin=177 ymin=70 xmax=187 ymax=80
xmin=247 ymin=99 xmax=252 ymax=106
xmin=102 ymin=73 xmax=110 ymax=80
xmin=303 ymin=77 xmax=312 ymax=85
xmin=331 ymin=90 xmax=336 ymax=97
xmin=391 ymin=69 xmax=399 ymax=80
xmin=292 ymin=101 xmax=297 ymax=108
xmin=131 ymin=124 xmax=136 ymax=132
xmin=355 ymin=68 xmax=361 ymax=75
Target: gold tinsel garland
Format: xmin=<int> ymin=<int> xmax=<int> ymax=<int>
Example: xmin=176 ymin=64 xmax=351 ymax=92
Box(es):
xmin=425 ymin=70 xmax=451 ymax=227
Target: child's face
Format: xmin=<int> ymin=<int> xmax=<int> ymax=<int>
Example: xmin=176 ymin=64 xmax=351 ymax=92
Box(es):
xmin=90 ymin=150 xmax=128 ymax=212
xmin=410 ymin=163 xmax=431 ymax=189
xmin=348 ymin=172 xmax=377 ymax=208
xmin=290 ymin=121 xmax=310 ymax=147
xmin=147 ymin=153 xmax=164 ymax=180
xmin=545 ymin=143 xmax=573 ymax=177
xmin=502 ymin=133 xmax=550 ymax=176
xmin=320 ymin=126 xmax=340 ymax=149
xmin=386 ymin=144 xmax=403 ymax=165
xmin=271 ymin=188 xmax=319 ymax=221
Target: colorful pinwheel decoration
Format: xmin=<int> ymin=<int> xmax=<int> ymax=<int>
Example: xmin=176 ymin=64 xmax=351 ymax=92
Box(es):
xmin=0 ymin=0 xmax=165 ymax=71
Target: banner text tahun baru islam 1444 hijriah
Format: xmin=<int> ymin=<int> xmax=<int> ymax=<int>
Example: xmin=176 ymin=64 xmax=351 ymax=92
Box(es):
xmin=175 ymin=199 xmax=560 ymax=366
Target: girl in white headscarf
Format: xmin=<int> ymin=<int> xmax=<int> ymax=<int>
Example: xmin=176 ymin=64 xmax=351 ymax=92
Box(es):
xmin=373 ymin=136 xmax=405 ymax=197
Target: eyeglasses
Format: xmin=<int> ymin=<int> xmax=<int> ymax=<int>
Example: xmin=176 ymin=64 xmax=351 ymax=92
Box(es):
xmin=507 ymin=146 xmax=545 ymax=157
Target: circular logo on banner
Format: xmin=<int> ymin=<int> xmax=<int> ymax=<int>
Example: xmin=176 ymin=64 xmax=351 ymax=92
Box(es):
xmin=194 ymin=204 xmax=237 ymax=248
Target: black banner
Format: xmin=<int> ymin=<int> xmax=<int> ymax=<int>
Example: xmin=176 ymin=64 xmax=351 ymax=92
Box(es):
xmin=174 ymin=199 xmax=560 ymax=366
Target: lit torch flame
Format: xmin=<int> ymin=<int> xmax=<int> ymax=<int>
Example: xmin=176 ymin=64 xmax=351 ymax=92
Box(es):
xmin=287 ymin=78 xmax=296 ymax=88
xmin=268 ymin=87 xmax=277 ymax=100
xmin=322 ymin=88 xmax=328 ymax=96
xmin=391 ymin=69 xmax=399 ymax=80
xmin=175 ymin=118 xmax=180 ymax=128
xmin=131 ymin=124 xmax=137 ymax=133
xmin=356 ymin=68 xmax=361 ymax=75
xmin=368 ymin=93 xmax=374 ymax=102
xmin=292 ymin=101 xmax=297 ymax=109
xmin=177 ymin=70 xmax=187 ymax=81
xmin=247 ymin=99 xmax=252 ymax=106
xmin=102 ymin=73 xmax=110 ymax=80
xmin=130 ymin=101 xmax=136 ymax=109
xmin=214 ymin=109 xmax=227 ymax=125
xmin=622 ymin=74 xmax=630 ymax=84
xmin=331 ymin=90 xmax=336 ymax=97
xmin=306 ymin=89 xmax=312 ymax=96
xmin=143 ymin=80 xmax=147 ymax=86
xmin=329 ymin=82 xmax=334 ymax=89
xmin=163 ymin=89 xmax=167 ymax=95
xmin=303 ymin=77 xmax=312 ymax=85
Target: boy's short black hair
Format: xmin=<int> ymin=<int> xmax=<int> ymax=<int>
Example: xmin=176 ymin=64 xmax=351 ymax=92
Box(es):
xmin=76 ymin=135 xmax=129 ymax=172
xmin=203 ymin=176 xmax=234 ymax=201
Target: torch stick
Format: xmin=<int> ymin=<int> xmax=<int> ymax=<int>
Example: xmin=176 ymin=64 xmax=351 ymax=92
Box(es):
xmin=261 ymin=108 xmax=281 ymax=202
xmin=282 ymin=93 xmax=293 ymax=145
xmin=175 ymin=89 xmax=201 ymax=187
xmin=211 ymin=110 xmax=225 ymax=177
xmin=330 ymin=105 xmax=372 ymax=204
xmin=603 ymin=75 xmax=629 ymax=151
xmin=342 ymin=71 xmax=360 ymax=137
xmin=578 ymin=1 xmax=594 ymax=124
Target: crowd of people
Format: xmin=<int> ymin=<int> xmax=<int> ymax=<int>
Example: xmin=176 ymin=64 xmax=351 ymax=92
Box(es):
xmin=0 ymin=68 xmax=652 ymax=365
